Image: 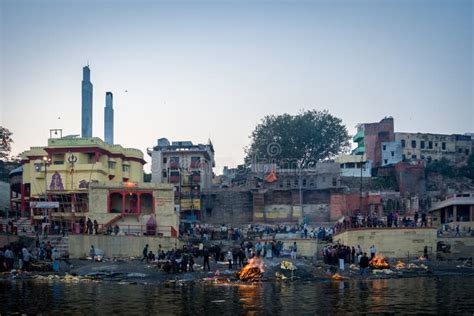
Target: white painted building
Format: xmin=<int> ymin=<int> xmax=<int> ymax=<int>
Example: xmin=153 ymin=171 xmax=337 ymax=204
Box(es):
xmin=381 ymin=141 xmax=403 ymax=166
xmin=336 ymin=154 xmax=372 ymax=177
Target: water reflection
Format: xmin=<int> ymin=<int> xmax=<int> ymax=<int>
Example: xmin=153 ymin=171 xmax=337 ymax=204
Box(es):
xmin=1 ymin=276 xmax=473 ymax=315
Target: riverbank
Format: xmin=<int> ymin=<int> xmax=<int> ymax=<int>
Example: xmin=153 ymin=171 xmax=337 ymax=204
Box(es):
xmin=1 ymin=256 xmax=473 ymax=285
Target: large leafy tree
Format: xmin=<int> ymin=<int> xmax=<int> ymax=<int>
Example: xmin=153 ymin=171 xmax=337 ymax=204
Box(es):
xmin=245 ymin=110 xmax=350 ymax=168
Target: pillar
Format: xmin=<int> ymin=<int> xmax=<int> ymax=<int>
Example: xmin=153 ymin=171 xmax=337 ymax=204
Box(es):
xmin=453 ymin=205 xmax=457 ymax=222
xmin=9 ymin=187 xmax=13 ymax=214
xmin=20 ymin=184 xmax=26 ymax=216
xmin=107 ymin=191 xmax=110 ymax=213
xmin=470 ymin=205 xmax=473 ymax=222
xmin=121 ymin=192 xmax=126 ymax=214
xmin=137 ymin=193 xmax=142 ymax=214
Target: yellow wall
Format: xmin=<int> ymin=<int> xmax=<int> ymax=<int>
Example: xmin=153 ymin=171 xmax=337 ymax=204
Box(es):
xmin=334 ymin=228 xmax=437 ymax=258
xmin=21 ymin=137 xmax=144 ymax=197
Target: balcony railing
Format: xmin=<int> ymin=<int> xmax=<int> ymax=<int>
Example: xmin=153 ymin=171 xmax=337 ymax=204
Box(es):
xmin=170 ymin=175 xmax=180 ymax=183
xmin=169 ymin=162 xmax=179 ymax=169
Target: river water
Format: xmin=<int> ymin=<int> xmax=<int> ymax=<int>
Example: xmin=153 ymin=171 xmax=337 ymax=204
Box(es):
xmin=1 ymin=276 xmax=473 ymax=315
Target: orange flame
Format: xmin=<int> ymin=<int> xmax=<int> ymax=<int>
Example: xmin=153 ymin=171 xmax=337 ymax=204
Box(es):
xmin=369 ymin=254 xmax=390 ymax=269
xmin=237 ymin=257 xmax=265 ymax=281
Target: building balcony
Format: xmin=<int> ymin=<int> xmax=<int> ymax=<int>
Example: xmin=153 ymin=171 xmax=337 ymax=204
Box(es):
xmin=352 ymin=146 xmax=365 ymax=155
xmin=353 ymin=130 xmax=364 ymax=142
xmin=190 ymin=160 xmax=201 ymax=168
xmin=170 ymin=175 xmax=180 ymax=183
xmin=169 ymin=162 xmax=179 ymax=169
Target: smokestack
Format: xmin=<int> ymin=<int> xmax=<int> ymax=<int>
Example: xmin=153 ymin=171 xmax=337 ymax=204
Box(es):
xmin=81 ymin=65 xmax=93 ymax=138
xmin=104 ymin=92 xmax=114 ymax=144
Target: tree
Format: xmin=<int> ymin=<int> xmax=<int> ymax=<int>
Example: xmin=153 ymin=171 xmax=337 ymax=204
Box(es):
xmin=245 ymin=110 xmax=350 ymax=168
xmin=0 ymin=126 xmax=14 ymax=161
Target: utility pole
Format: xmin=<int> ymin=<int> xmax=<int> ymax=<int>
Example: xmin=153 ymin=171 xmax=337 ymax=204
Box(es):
xmin=43 ymin=156 xmax=51 ymax=220
xmin=299 ymin=163 xmax=304 ymax=225
xmin=359 ymin=155 xmax=363 ymax=215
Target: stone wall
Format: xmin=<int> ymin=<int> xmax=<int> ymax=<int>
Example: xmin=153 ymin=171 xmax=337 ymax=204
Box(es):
xmin=201 ymin=190 xmax=253 ymax=225
xmin=333 ymin=228 xmax=437 ymax=258
xmin=68 ymin=235 xmax=180 ymax=258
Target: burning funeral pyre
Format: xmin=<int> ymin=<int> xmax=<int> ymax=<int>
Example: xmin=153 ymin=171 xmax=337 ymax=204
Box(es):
xmin=237 ymin=257 xmax=265 ymax=281
xmin=369 ymin=254 xmax=390 ymax=269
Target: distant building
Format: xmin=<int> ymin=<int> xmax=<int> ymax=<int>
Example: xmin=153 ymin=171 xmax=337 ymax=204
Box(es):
xmin=104 ymin=92 xmax=114 ymax=144
xmin=394 ymin=132 xmax=472 ymax=166
xmin=429 ymin=192 xmax=474 ymax=231
xmin=148 ymin=138 xmax=215 ymax=222
xmin=336 ymin=154 xmax=372 ymax=177
xmin=81 ymin=66 xmax=93 ymax=138
xmin=13 ymin=135 xmax=146 ymax=228
xmin=352 ymin=117 xmax=394 ymax=168
xmin=381 ymin=141 xmax=403 ymax=166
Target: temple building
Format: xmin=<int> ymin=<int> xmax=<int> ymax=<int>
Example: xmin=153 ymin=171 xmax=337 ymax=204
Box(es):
xmin=9 ymin=133 xmax=178 ymax=233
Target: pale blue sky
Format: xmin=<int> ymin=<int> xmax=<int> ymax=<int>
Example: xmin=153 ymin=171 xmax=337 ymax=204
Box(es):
xmin=1 ymin=0 xmax=472 ymax=173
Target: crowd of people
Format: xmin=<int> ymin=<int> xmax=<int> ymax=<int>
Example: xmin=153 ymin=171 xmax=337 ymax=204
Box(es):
xmin=0 ymin=239 xmax=62 ymax=272
xmin=333 ymin=211 xmax=431 ymax=234
xmin=126 ymin=238 xmax=300 ymax=274
xmin=322 ymin=243 xmax=378 ymax=275
xmin=180 ymin=222 xmax=335 ymax=242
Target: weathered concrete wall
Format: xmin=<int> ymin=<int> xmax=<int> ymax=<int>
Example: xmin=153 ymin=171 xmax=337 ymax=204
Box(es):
xmin=333 ymin=228 xmax=437 ymax=258
xmin=68 ymin=235 xmax=180 ymax=258
xmin=201 ymin=190 xmax=253 ymax=225
xmin=330 ymin=193 xmax=382 ymax=221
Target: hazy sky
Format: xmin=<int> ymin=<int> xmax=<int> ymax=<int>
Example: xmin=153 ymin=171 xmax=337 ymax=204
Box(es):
xmin=1 ymin=0 xmax=472 ymax=173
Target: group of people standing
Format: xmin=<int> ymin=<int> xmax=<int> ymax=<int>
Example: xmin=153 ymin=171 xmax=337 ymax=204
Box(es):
xmin=322 ymin=243 xmax=378 ymax=270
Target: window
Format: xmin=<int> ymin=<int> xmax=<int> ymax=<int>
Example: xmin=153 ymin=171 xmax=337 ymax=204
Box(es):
xmin=303 ymin=179 xmax=307 ymax=187
xmin=442 ymin=142 xmax=446 ymax=150
xmin=347 ymin=162 xmax=355 ymax=168
xmin=294 ymin=178 xmax=298 ymax=186
xmin=402 ymin=154 xmax=406 ymax=161
xmin=332 ymin=178 xmax=337 ymax=186
xmin=122 ymin=165 xmax=130 ymax=172
xmin=87 ymin=153 xmax=95 ymax=163
xmin=466 ymin=149 xmax=470 ymax=155
xmin=382 ymin=145 xmax=386 ymax=151
xmin=163 ymin=157 xmax=167 ymax=164
xmin=191 ymin=156 xmax=201 ymax=168
xmin=412 ymin=155 xmax=417 ymax=159
xmin=391 ymin=151 xmax=394 ymax=157
xmin=421 ymin=155 xmax=425 ymax=159
xmin=401 ymin=140 xmax=405 ymax=148
xmin=356 ymin=163 xmax=362 ymax=168
xmin=384 ymin=159 xmax=388 ymax=164
xmin=458 ymin=148 xmax=462 ymax=153
xmin=411 ymin=140 xmax=416 ymax=148
xmin=108 ymin=161 xmax=116 ymax=169
xmin=428 ymin=141 xmax=433 ymax=149
xmin=286 ymin=179 xmax=291 ymax=187
xmin=322 ymin=176 xmax=326 ymax=183
xmin=420 ymin=141 xmax=425 ymax=149
xmin=53 ymin=161 xmax=64 ymax=165
xmin=435 ymin=142 xmax=438 ymax=147
xmin=162 ymin=170 xmax=167 ymax=178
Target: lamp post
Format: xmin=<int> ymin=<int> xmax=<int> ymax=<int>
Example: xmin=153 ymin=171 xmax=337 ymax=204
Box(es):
xmin=298 ymin=162 xmax=304 ymax=225
xmin=43 ymin=156 xmax=51 ymax=220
